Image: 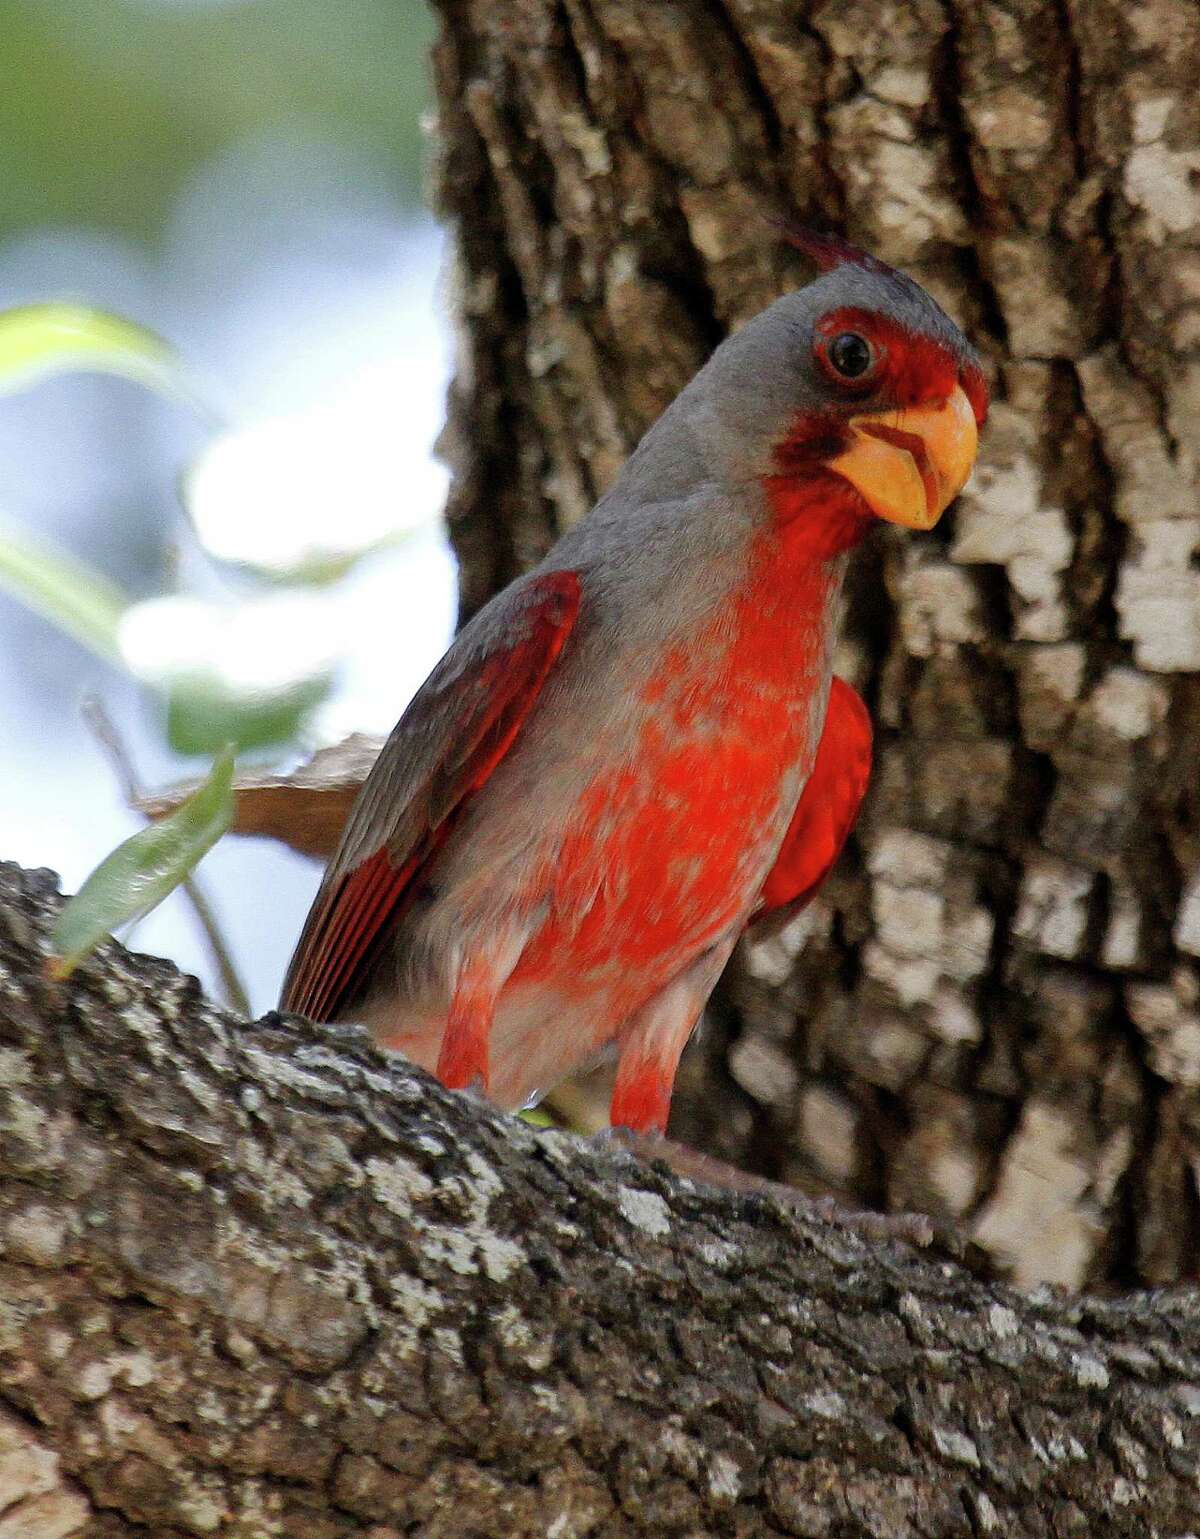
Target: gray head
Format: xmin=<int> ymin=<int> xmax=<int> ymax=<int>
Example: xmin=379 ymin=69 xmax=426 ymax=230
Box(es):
xmin=609 ymin=232 xmax=988 ymax=543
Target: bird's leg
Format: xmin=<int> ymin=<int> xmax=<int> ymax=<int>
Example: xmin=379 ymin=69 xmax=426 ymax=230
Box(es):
xmin=603 ymin=934 xmax=971 ymax=1262
xmin=610 ymin=1048 xmax=677 ymax=1136
xmin=436 ymin=921 xmax=536 ymax=1096
xmin=609 ymin=985 xmax=700 ymax=1134
xmin=609 ymin=935 xmax=738 ymax=1134
xmin=437 ymin=959 xmax=496 ymax=1093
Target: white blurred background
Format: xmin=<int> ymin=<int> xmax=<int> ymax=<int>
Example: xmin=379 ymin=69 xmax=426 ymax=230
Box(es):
xmin=0 ymin=0 xmax=457 ymax=1010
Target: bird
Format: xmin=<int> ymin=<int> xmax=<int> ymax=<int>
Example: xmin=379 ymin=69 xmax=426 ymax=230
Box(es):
xmin=281 ymin=229 xmax=988 ymax=1135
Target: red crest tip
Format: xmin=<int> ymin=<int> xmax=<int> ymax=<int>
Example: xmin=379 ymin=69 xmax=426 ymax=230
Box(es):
xmin=769 ymin=219 xmax=900 ymax=280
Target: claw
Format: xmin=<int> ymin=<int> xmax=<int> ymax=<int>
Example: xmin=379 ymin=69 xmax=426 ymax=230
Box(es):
xmin=590 ymin=1124 xmax=640 ymax=1154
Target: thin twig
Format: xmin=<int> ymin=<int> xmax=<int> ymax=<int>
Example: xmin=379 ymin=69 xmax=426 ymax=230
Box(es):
xmin=80 ymin=696 xmax=252 ymax=1017
xmin=174 ymin=873 xmax=250 ymax=1018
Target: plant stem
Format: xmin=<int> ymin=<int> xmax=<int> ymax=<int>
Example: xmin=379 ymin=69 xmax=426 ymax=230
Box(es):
xmin=80 ymin=696 xmax=251 ymax=1018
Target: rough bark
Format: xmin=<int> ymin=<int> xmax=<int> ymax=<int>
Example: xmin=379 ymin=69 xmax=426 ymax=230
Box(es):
xmin=6 ymin=860 xmax=1200 ymax=1537
xmin=431 ymin=0 xmax=1200 ymax=1289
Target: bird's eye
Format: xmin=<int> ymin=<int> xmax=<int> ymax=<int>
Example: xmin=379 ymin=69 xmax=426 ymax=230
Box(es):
xmin=827 ymin=332 xmax=874 ymax=380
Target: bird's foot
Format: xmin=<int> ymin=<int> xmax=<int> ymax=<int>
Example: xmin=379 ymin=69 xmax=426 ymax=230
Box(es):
xmin=771 ymin=1188 xmax=966 ymax=1257
xmin=605 ymin=1129 xmax=972 ymax=1261
xmin=589 ymin=1124 xmax=640 ymax=1153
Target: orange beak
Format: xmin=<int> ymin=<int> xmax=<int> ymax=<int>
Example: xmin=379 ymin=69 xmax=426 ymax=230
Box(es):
xmin=826 ymin=383 xmax=978 ymax=531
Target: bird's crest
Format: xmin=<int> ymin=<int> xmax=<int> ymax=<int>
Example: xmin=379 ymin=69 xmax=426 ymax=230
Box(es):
xmin=770 ymin=219 xmax=902 ymax=280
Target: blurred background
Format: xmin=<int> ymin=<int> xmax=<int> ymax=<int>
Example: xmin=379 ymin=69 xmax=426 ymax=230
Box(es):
xmin=0 ymin=0 xmax=456 ymax=1009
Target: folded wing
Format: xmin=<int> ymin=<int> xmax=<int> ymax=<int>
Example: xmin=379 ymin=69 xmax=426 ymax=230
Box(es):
xmin=281 ymin=570 xmax=581 ymax=1022
xmin=752 ymin=676 xmax=872 ymax=929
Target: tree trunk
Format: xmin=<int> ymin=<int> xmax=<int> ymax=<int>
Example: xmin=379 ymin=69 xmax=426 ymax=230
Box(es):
xmin=432 ymin=0 xmax=1200 ymax=1289
xmin=6 ymin=860 xmax=1200 ymax=1537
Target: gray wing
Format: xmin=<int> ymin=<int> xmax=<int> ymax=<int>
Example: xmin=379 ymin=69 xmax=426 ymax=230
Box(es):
xmin=280 ymin=569 xmax=581 ymax=1021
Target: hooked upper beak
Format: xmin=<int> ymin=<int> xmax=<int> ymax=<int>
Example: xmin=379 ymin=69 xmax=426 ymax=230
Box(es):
xmin=827 ymin=383 xmax=979 ymax=531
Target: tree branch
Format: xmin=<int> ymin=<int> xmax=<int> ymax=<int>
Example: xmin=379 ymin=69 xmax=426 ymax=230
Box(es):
xmin=3 ymin=861 xmax=1200 ymax=1535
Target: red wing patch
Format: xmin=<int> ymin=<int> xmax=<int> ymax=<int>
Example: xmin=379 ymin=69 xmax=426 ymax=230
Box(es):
xmin=281 ymin=570 xmax=581 ymax=1023
xmin=285 ymin=848 xmax=420 ymax=1025
xmin=754 ymin=676 xmax=872 ymax=921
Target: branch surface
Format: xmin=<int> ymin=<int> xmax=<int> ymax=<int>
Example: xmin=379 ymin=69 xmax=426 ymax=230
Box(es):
xmin=2 ymin=863 xmax=1200 ymax=1536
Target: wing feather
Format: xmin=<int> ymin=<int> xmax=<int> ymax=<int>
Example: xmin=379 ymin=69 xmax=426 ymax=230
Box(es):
xmin=753 ymin=676 xmax=872 ymax=928
xmin=281 ymin=569 xmax=581 ymax=1021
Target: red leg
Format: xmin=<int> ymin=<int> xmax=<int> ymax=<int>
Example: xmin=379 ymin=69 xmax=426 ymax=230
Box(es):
xmin=609 ymin=935 xmax=739 ymax=1134
xmin=435 ymin=923 xmax=538 ymax=1095
xmin=610 ymin=1045 xmax=678 ymax=1135
xmin=437 ymin=961 xmax=495 ymax=1092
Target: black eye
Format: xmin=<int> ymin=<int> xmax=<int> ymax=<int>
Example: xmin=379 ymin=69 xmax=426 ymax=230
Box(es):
xmin=827 ymin=332 xmax=873 ymax=379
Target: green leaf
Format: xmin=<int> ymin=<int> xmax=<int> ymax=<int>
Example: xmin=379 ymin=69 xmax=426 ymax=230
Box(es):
xmin=0 ymin=519 xmax=128 ymax=663
xmin=0 ymin=303 xmax=186 ymax=400
xmin=164 ymin=672 xmax=333 ymax=756
xmin=49 ymin=744 xmax=237 ymax=980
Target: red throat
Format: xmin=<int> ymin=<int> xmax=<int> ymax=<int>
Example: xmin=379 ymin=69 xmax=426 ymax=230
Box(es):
xmin=762 ymin=462 xmax=876 ymax=558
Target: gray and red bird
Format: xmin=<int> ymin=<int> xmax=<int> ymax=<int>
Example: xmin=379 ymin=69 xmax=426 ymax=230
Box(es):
xmin=282 ymin=232 xmax=987 ymax=1133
